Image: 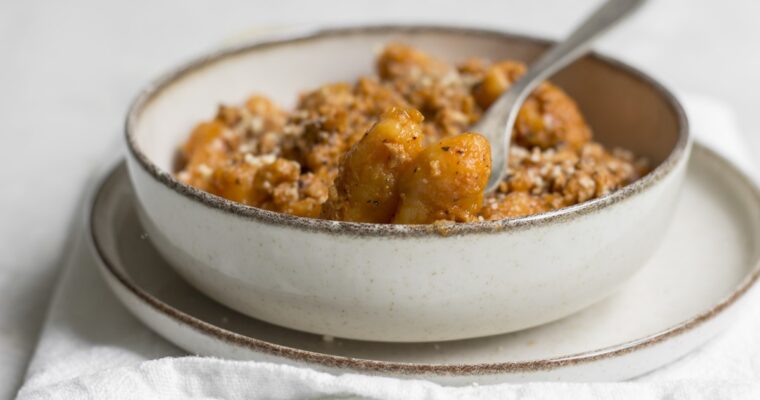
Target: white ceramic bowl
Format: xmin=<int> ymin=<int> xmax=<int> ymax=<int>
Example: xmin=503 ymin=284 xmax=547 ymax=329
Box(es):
xmin=125 ymin=26 xmax=691 ymax=342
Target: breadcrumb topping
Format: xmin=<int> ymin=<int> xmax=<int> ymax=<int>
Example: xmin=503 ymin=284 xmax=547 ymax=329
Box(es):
xmin=175 ymin=43 xmax=647 ymax=222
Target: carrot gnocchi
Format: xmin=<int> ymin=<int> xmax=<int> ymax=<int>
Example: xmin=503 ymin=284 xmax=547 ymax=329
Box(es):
xmin=176 ymin=43 xmax=646 ymax=224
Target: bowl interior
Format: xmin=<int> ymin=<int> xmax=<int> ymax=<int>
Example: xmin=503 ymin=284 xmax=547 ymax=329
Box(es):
xmin=131 ymin=26 xmax=683 ymax=179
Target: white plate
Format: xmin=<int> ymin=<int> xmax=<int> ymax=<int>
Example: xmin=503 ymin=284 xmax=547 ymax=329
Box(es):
xmin=90 ymin=144 xmax=760 ymax=385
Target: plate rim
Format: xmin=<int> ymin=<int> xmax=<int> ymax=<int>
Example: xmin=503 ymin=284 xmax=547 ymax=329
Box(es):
xmin=90 ymin=143 xmax=760 ymax=376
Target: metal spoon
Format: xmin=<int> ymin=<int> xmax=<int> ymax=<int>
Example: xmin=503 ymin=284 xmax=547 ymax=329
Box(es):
xmin=475 ymin=0 xmax=646 ymax=194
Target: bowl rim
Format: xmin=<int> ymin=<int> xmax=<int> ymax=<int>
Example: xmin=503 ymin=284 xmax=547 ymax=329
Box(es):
xmin=125 ymin=24 xmax=691 ymax=237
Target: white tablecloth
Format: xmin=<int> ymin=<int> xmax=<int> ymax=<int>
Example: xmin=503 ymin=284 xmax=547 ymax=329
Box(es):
xmin=3 ymin=0 xmax=760 ymax=398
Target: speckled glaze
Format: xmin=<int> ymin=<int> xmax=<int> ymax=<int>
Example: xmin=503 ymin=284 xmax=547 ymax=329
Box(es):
xmin=125 ymin=26 xmax=691 ymax=342
xmin=93 ymin=146 xmax=760 ymax=383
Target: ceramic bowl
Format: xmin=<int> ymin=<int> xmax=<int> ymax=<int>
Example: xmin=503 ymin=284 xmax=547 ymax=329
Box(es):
xmin=125 ymin=25 xmax=691 ymax=342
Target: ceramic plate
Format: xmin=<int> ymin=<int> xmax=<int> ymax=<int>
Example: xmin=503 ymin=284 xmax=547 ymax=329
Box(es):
xmin=91 ymin=144 xmax=760 ymax=385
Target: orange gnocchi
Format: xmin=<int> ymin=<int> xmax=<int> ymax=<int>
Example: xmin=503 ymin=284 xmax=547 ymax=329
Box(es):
xmin=176 ymin=43 xmax=646 ymax=224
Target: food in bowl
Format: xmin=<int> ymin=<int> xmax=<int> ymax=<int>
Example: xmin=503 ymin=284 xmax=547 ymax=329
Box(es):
xmin=176 ymin=44 xmax=646 ymax=224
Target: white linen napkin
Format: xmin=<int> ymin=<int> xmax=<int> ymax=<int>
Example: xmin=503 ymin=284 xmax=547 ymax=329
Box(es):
xmin=16 ymin=94 xmax=760 ymax=400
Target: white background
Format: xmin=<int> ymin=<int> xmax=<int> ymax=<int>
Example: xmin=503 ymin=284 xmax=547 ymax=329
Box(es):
xmin=1 ymin=0 xmax=759 ymax=397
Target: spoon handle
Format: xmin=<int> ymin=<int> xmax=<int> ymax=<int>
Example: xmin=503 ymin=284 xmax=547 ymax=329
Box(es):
xmin=517 ymin=0 xmax=645 ymax=96
xmin=483 ymin=0 xmax=646 ymax=192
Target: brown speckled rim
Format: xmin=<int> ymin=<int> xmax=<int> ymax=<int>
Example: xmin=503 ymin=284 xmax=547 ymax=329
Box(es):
xmin=125 ymin=24 xmax=691 ymax=237
xmin=91 ymin=145 xmax=760 ymax=376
